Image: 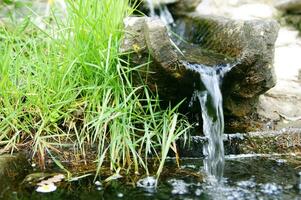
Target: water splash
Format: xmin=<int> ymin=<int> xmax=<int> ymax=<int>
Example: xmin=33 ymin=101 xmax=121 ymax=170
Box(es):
xmin=184 ymin=62 xmax=236 ymax=181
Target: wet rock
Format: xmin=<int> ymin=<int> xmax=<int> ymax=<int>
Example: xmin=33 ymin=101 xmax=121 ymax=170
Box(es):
xmin=169 ymin=0 xmax=203 ymax=13
xmin=276 ymin=0 xmax=301 ymax=14
xmin=0 ymin=154 xmax=30 ymax=193
xmin=120 ymin=17 xmax=198 ymax=104
xmin=175 ymin=14 xmax=279 ymax=118
xmin=179 ymin=128 xmax=301 ymax=157
xmin=0 ymin=154 xmax=28 ymax=176
xmin=121 ymin=15 xmax=279 ymax=131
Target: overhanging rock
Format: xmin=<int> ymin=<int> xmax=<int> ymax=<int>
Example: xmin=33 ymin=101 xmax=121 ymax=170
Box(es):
xmin=120 ymin=14 xmax=279 ymax=132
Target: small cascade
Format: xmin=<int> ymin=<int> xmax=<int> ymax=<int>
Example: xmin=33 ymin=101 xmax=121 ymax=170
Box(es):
xmin=145 ymin=0 xmax=174 ymax=26
xmin=146 ymin=0 xmax=156 ymax=17
xmin=185 ymin=62 xmax=236 ymax=181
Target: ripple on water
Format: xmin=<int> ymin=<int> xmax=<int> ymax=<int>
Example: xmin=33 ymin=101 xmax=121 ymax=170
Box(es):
xmin=168 ymin=179 xmax=189 ymax=195
xmin=260 ymin=183 xmax=282 ymax=195
xmin=137 ymin=176 xmax=157 ymax=189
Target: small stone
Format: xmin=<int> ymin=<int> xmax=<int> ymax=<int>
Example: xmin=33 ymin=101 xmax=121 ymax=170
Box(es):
xmin=36 ymin=183 xmax=57 ymax=193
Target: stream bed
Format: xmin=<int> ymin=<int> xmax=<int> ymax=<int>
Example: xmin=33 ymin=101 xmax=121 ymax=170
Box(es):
xmin=1 ymin=154 xmax=301 ymax=200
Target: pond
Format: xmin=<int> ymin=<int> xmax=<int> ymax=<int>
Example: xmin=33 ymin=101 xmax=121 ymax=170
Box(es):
xmin=1 ymin=155 xmax=301 ymax=200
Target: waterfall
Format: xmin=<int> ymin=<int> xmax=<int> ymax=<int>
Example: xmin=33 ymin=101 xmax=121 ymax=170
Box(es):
xmin=144 ymin=0 xmax=236 ymax=183
xmin=145 ymin=0 xmax=174 ymax=26
xmin=184 ymin=62 xmax=236 ymax=181
xmin=146 ymin=0 xmax=156 ymax=17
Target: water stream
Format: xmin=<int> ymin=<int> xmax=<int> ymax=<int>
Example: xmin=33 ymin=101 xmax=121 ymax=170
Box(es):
xmin=145 ymin=0 xmax=235 ymax=182
xmin=145 ymin=0 xmax=174 ymax=25
xmin=184 ymin=62 xmax=236 ymax=182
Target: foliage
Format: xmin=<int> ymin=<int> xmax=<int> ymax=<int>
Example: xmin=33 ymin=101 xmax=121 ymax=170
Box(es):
xmin=0 ymin=0 xmax=191 ymax=177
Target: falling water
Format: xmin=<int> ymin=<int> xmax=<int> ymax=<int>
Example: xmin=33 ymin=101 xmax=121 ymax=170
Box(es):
xmin=184 ymin=62 xmax=236 ymax=181
xmin=145 ymin=0 xmax=174 ymax=26
xmin=144 ymin=0 xmax=235 ymax=183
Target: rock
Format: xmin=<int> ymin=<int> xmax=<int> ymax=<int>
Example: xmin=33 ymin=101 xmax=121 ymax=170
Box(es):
xmin=276 ymin=0 xmax=301 ymax=13
xmin=174 ymin=14 xmax=279 ymax=117
xmin=283 ymin=14 xmax=301 ymax=31
xmin=121 ymin=15 xmax=279 ymax=131
xmin=0 ymin=154 xmax=29 ymax=193
xmin=196 ymin=1 xmax=279 ymax=20
xmin=120 ymin=17 xmax=198 ymax=104
xmin=169 ymin=0 xmax=203 ymax=13
xmin=257 ymin=26 xmax=301 ymax=130
xmin=179 ymin=128 xmax=301 ymax=157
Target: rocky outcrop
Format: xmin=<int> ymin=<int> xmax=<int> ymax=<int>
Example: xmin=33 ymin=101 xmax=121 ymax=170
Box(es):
xmin=121 ymin=14 xmax=279 ymax=132
xmin=169 ymin=0 xmax=203 ymax=13
xmin=276 ymin=0 xmax=301 ymax=13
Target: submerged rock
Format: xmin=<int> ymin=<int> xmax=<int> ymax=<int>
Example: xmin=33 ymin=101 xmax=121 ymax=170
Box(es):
xmin=121 ymin=14 xmax=279 ymax=132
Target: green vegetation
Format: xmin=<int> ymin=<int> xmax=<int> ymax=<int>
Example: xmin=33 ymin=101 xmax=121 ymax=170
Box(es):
xmin=0 ymin=0 xmax=191 ymax=178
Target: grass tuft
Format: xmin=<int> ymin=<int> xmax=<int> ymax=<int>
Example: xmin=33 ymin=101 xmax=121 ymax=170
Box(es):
xmin=0 ymin=0 xmax=191 ymax=178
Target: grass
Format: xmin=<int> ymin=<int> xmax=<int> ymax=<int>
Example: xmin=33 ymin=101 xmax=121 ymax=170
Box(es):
xmin=0 ymin=0 xmax=191 ymax=179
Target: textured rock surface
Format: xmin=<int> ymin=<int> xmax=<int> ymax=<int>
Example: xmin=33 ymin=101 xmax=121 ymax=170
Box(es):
xmin=276 ymin=0 xmax=301 ymax=13
xmin=174 ymin=14 xmax=279 ymax=118
xmin=196 ymin=0 xmax=279 ymax=20
xmin=121 ymin=16 xmax=279 ymax=132
xmin=169 ymin=0 xmax=203 ymax=13
xmin=0 ymin=154 xmax=30 ymax=196
xmin=193 ymin=0 xmax=301 ymax=131
xmin=121 ymin=17 xmax=198 ymax=104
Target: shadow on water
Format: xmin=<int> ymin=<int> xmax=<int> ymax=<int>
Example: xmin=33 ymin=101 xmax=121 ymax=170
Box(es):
xmin=1 ymin=155 xmax=301 ymax=200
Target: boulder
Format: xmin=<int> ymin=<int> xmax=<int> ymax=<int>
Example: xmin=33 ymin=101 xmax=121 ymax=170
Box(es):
xmin=169 ymin=0 xmax=203 ymax=13
xmin=121 ymin=15 xmax=279 ymax=131
xmin=276 ymin=0 xmax=301 ymax=13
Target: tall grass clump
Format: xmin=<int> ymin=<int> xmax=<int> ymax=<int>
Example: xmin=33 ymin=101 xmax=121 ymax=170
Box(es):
xmin=0 ymin=0 xmax=191 ymax=177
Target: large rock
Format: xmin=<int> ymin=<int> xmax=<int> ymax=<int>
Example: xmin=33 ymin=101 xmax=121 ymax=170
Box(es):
xmin=121 ymin=15 xmax=279 ymax=131
xmin=276 ymin=0 xmax=301 ymax=13
xmin=121 ymin=17 xmax=198 ymax=104
xmin=169 ymin=0 xmax=203 ymax=13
